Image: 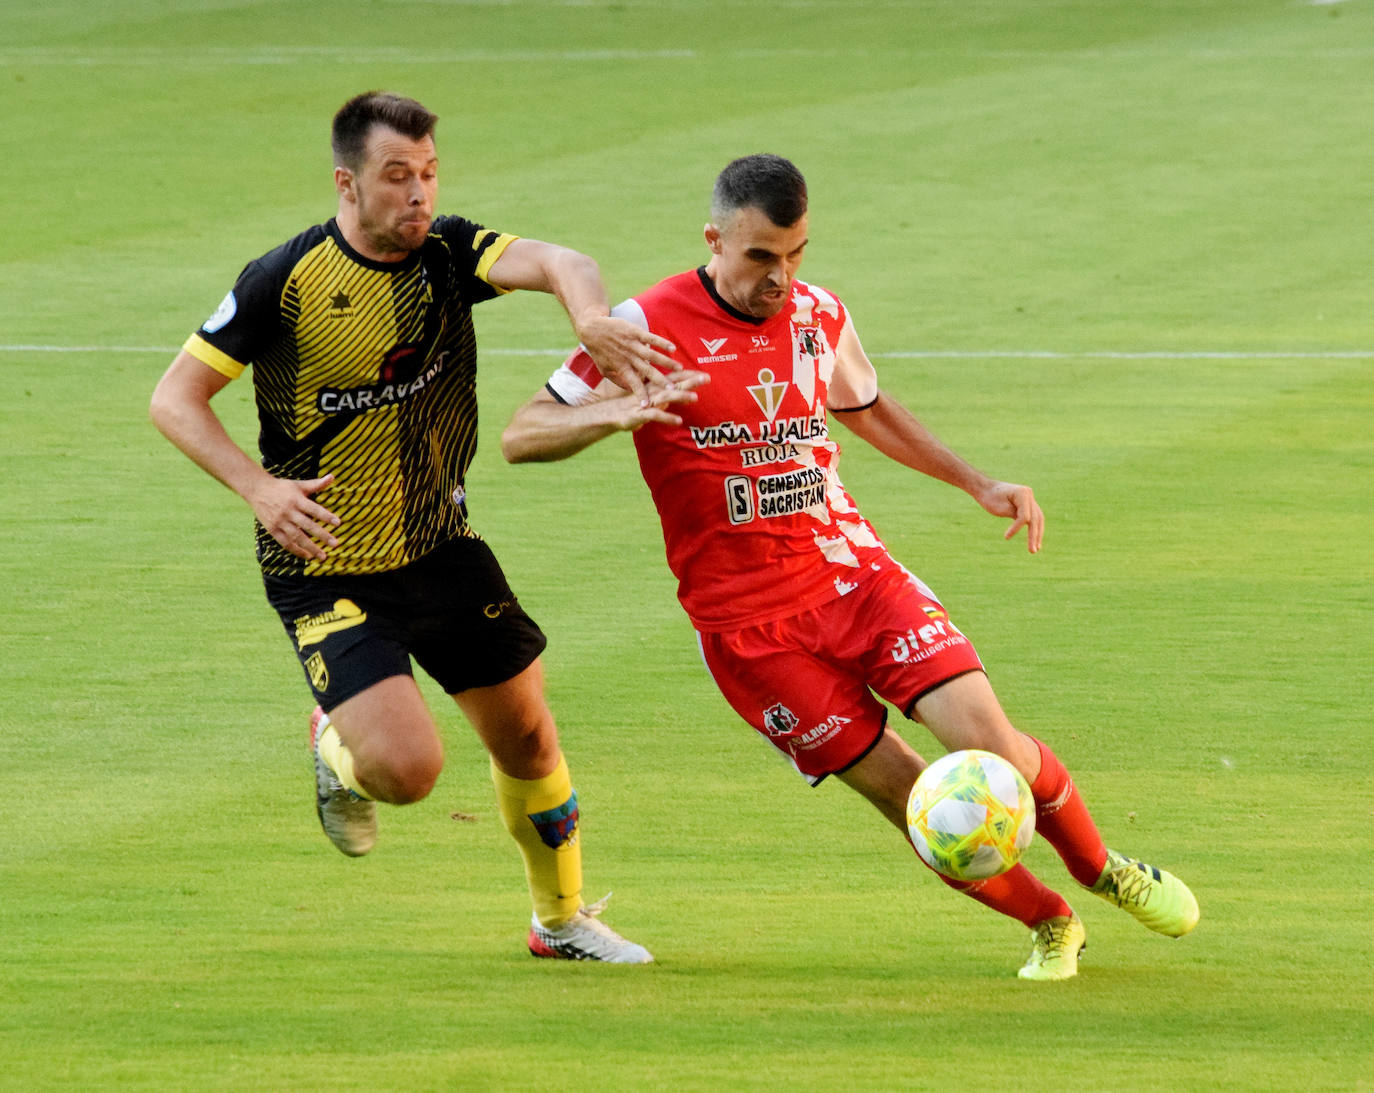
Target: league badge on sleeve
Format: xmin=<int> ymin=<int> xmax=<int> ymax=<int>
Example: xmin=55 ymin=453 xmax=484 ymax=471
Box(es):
xmin=202 ymin=291 xmax=238 ymax=334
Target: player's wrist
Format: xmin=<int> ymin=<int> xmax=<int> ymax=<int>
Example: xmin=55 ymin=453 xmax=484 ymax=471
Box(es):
xmin=570 ymin=306 xmax=612 ymax=341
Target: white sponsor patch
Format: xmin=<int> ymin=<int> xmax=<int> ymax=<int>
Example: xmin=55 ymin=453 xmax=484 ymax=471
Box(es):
xmin=202 ymin=291 xmax=237 ymax=333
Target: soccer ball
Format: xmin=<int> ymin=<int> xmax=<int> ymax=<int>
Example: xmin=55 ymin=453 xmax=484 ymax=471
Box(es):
xmin=906 ymin=749 xmax=1035 ymax=881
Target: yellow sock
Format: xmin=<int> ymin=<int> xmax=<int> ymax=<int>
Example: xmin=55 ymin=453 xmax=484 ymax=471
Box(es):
xmin=490 ymin=753 xmax=582 ymax=928
xmin=315 ymin=722 xmax=374 ymax=800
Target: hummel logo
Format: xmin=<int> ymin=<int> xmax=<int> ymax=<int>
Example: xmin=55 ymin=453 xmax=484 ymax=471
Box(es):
xmin=700 ymin=336 xmax=728 ymax=355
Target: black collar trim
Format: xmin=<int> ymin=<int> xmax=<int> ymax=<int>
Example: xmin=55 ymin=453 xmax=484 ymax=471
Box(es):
xmin=696 ymin=266 xmax=768 ymax=326
xmin=327 ymin=218 xmax=423 ymax=273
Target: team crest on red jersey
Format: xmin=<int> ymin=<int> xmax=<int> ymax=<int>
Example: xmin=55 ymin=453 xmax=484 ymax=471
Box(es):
xmin=796 ymin=327 xmax=823 ymax=360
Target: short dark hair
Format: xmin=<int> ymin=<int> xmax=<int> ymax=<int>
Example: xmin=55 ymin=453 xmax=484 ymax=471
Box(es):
xmin=711 ymin=154 xmax=808 ymax=228
xmin=331 ymin=91 xmax=439 ymax=170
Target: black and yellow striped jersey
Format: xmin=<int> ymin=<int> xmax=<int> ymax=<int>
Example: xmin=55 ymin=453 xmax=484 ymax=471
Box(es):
xmin=184 ymin=216 xmax=517 ymax=577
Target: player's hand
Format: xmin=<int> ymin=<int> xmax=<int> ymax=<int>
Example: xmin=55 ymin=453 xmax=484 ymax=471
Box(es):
xmin=576 ymin=315 xmax=681 ymax=403
xmin=607 ymin=370 xmax=710 ymax=431
xmin=248 ymin=473 xmax=341 ymax=561
xmin=975 ymin=480 xmax=1044 ymax=554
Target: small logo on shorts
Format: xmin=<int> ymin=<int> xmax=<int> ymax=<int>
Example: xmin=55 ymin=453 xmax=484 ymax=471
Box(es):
xmin=483 ymin=597 xmax=517 ymax=619
xmin=294 ymin=599 xmax=367 ymax=649
xmin=793 ymin=714 xmax=851 ymax=752
xmin=305 ymin=652 xmax=329 ymax=692
xmin=762 ymin=703 xmax=799 ymax=738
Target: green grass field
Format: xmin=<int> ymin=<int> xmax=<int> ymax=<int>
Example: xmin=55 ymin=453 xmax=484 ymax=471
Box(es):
xmin=3 ymin=1 xmax=1373 ymax=1089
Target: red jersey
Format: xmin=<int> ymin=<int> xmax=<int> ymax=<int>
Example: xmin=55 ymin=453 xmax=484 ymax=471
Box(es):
xmin=548 ymin=268 xmax=891 ymax=631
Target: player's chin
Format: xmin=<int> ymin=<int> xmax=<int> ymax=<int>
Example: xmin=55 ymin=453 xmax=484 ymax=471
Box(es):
xmin=398 ymin=219 xmax=432 ymax=246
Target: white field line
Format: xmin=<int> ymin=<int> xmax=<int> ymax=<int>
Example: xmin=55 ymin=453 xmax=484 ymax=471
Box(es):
xmin=3 ymin=44 xmax=1374 ymax=66
xmin=0 ymin=46 xmax=700 ymax=66
xmin=4 ymin=344 xmax=1372 ymax=361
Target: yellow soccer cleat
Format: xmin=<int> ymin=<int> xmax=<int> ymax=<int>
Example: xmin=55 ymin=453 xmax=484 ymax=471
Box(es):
xmin=1091 ymin=849 xmax=1199 ymax=937
xmin=1018 ymin=914 xmax=1087 ymax=981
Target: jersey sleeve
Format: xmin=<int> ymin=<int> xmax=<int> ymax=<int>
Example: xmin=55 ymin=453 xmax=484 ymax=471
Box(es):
xmin=182 ymin=254 xmax=289 ymax=380
xmin=431 ymin=215 xmax=519 ymax=300
xmin=545 ymin=297 xmax=647 ymax=405
xmin=827 ymin=313 xmax=880 ymax=411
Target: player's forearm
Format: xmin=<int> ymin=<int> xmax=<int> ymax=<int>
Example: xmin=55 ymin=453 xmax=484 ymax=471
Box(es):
xmin=501 ymin=397 xmax=624 ymax=463
xmin=488 ymin=239 xmax=612 ymax=333
xmin=541 ymin=247 xmax=613 ymax=337
xmin=149 ymin=389 xmax=274 ymax=503
xmin=839 ymin=390 xmax=993 ymax=497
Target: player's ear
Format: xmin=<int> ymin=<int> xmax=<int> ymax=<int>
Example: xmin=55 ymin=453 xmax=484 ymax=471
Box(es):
xmin=704 ymin=222 xmax=722 ymax=254
xmin=335 ymin=165 xmax=356 ymax=202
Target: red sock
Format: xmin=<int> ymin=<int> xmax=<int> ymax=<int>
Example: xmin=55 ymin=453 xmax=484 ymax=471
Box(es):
xmin=1028 ymin=736 xmax=1108 ymax=887
xmin=938 ymin=863 xmax=1071 ymax=928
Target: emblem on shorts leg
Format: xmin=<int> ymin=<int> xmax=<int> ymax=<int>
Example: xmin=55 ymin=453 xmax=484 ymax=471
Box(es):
xmin=305 ymin=652 xmax=329 ymax=692
xmin=762 ymin=703 xmax=799 ymax=738
xmin=293 ymin=598 xmax=367 ymax=649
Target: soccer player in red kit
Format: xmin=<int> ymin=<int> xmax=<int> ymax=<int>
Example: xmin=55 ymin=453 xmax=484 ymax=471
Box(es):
xmin=501 ymin=154 xmax=1198 ymax=979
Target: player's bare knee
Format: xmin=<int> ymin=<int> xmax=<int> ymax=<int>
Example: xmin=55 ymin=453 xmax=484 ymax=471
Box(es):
xmin=388 ymin=761 xmax=441 ymax=804
xmin=492 ymin=711 xmax=560 ymax=768
xmin=378 ymin=742 xmax=444 ymax=803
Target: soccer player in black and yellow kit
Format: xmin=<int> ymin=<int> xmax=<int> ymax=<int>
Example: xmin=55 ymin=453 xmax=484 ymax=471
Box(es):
xmin=150 ymin=91 xmax=677 ymax=962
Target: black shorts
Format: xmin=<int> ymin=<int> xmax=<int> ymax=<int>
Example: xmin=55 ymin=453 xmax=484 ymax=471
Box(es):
xmin=263 ymin=535 xmax=548 ymax=711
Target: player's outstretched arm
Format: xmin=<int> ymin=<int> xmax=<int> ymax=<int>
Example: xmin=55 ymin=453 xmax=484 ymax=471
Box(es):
xmin=836 ymin=391 xmax=1044 ymax=553
xmin=485 ymin=239 xmax=679 ymax=401
xmin=828 ymin=321 xmax=1043 ymax=552
xmin=502 ymin=378 xmax=705 ymax=464
xmin=837 ymin=392 xmax=1044 ymax=553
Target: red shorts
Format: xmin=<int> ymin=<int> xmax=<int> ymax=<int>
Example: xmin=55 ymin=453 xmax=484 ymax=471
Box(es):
xmin=697 ymin=562 xmax=984 ymax=784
